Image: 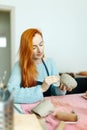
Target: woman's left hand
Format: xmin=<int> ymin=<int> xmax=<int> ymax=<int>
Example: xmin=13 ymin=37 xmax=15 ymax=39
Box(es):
xmin=59 ymin=83 xmax=72 ymax=91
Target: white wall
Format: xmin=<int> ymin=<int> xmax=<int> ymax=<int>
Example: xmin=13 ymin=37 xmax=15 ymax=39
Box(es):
xmin=0 ymin=0 xmax=87 ymax=73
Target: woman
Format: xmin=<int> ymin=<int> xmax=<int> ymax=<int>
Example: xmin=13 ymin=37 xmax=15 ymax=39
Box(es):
xmin=7 ymin=28 xmax=71 ymax=103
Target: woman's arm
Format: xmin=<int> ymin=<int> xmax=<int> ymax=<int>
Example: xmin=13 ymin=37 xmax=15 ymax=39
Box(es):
xmin=47 ymin=58 xmax=66 ymax=95
xmin=51 ymin=84 xmax=66 ymax=96
xmin=7 ymin=62 xmax=43 ymax=103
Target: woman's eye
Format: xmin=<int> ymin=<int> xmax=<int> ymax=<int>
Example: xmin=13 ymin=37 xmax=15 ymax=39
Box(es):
xmin=40 ymin=44 xmax=43 ymax=46
xmin=33 ymin=46 xmax=36 ymax=49
xmin=39 ymin=42 xmax=44 ymax=46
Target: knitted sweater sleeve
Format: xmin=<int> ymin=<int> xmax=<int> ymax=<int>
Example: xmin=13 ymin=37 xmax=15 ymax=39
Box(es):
xmin=7 ymin=62 xmax=43 ymax=103
xmin=48 ymin=58 xmax=66 ymax=96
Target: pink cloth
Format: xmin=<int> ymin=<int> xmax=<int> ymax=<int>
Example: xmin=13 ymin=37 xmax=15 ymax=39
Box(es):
xmin=21 ymin=94 xmax=87 ymax=130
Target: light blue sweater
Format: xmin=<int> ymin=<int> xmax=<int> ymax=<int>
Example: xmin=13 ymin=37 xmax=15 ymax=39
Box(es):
xmin=7 ymin=58 xmax=66 ymax=103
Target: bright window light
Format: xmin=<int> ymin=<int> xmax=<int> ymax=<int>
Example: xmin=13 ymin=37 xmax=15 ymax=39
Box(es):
xmin=0 ymin=37 xmax=7 ymax=47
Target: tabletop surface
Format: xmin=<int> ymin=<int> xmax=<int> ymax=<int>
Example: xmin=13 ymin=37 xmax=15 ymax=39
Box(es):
xmin=14 ymin=93 xmax=87 ymax=130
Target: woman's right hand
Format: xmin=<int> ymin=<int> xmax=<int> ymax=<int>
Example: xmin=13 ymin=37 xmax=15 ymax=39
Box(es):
xmin=41 ymin=75 xmax=60 ymax=92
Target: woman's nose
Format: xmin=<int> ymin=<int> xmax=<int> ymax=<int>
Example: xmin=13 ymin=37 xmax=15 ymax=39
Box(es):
xmin=37 ymin=46 xmax=41 ymax=52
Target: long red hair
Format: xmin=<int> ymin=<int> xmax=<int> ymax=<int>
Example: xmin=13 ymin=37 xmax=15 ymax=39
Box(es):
xmin=19 ymin=28 xmax=43 ymax=87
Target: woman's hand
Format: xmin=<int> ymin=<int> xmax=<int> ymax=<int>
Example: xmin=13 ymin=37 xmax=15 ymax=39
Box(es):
xmin=41 ymin=75 xmax=60 ymax=92
xmin=59 ymin=83 xmax=72 ymax=91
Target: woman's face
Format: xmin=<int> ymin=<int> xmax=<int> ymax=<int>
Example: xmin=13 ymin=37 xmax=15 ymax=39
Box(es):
xmin=32 ymin=33 xmax=44 ymax=61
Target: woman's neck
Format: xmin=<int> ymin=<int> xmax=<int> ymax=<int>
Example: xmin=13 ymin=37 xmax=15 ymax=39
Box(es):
xmin=34 ymin=57 xmax=46 ymax=64
xmin=34 ymin=59 xmax=42 ymax=64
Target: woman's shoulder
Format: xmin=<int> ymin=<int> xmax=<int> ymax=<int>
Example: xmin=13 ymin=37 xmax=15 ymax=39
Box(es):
xmin=45 ymin=57 xmax=56 ymax=64
xmin=12 ymin=61 xmax=20 ymax=70
xmin=44 ymin=57 xmax=58 ymax=74
xmin=13 ymin=61 xmax=19 ymax=66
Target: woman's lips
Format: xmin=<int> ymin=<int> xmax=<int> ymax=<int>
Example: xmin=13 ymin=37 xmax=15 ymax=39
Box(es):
xmin=37 ymin=53 xmax=42 ymax=56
